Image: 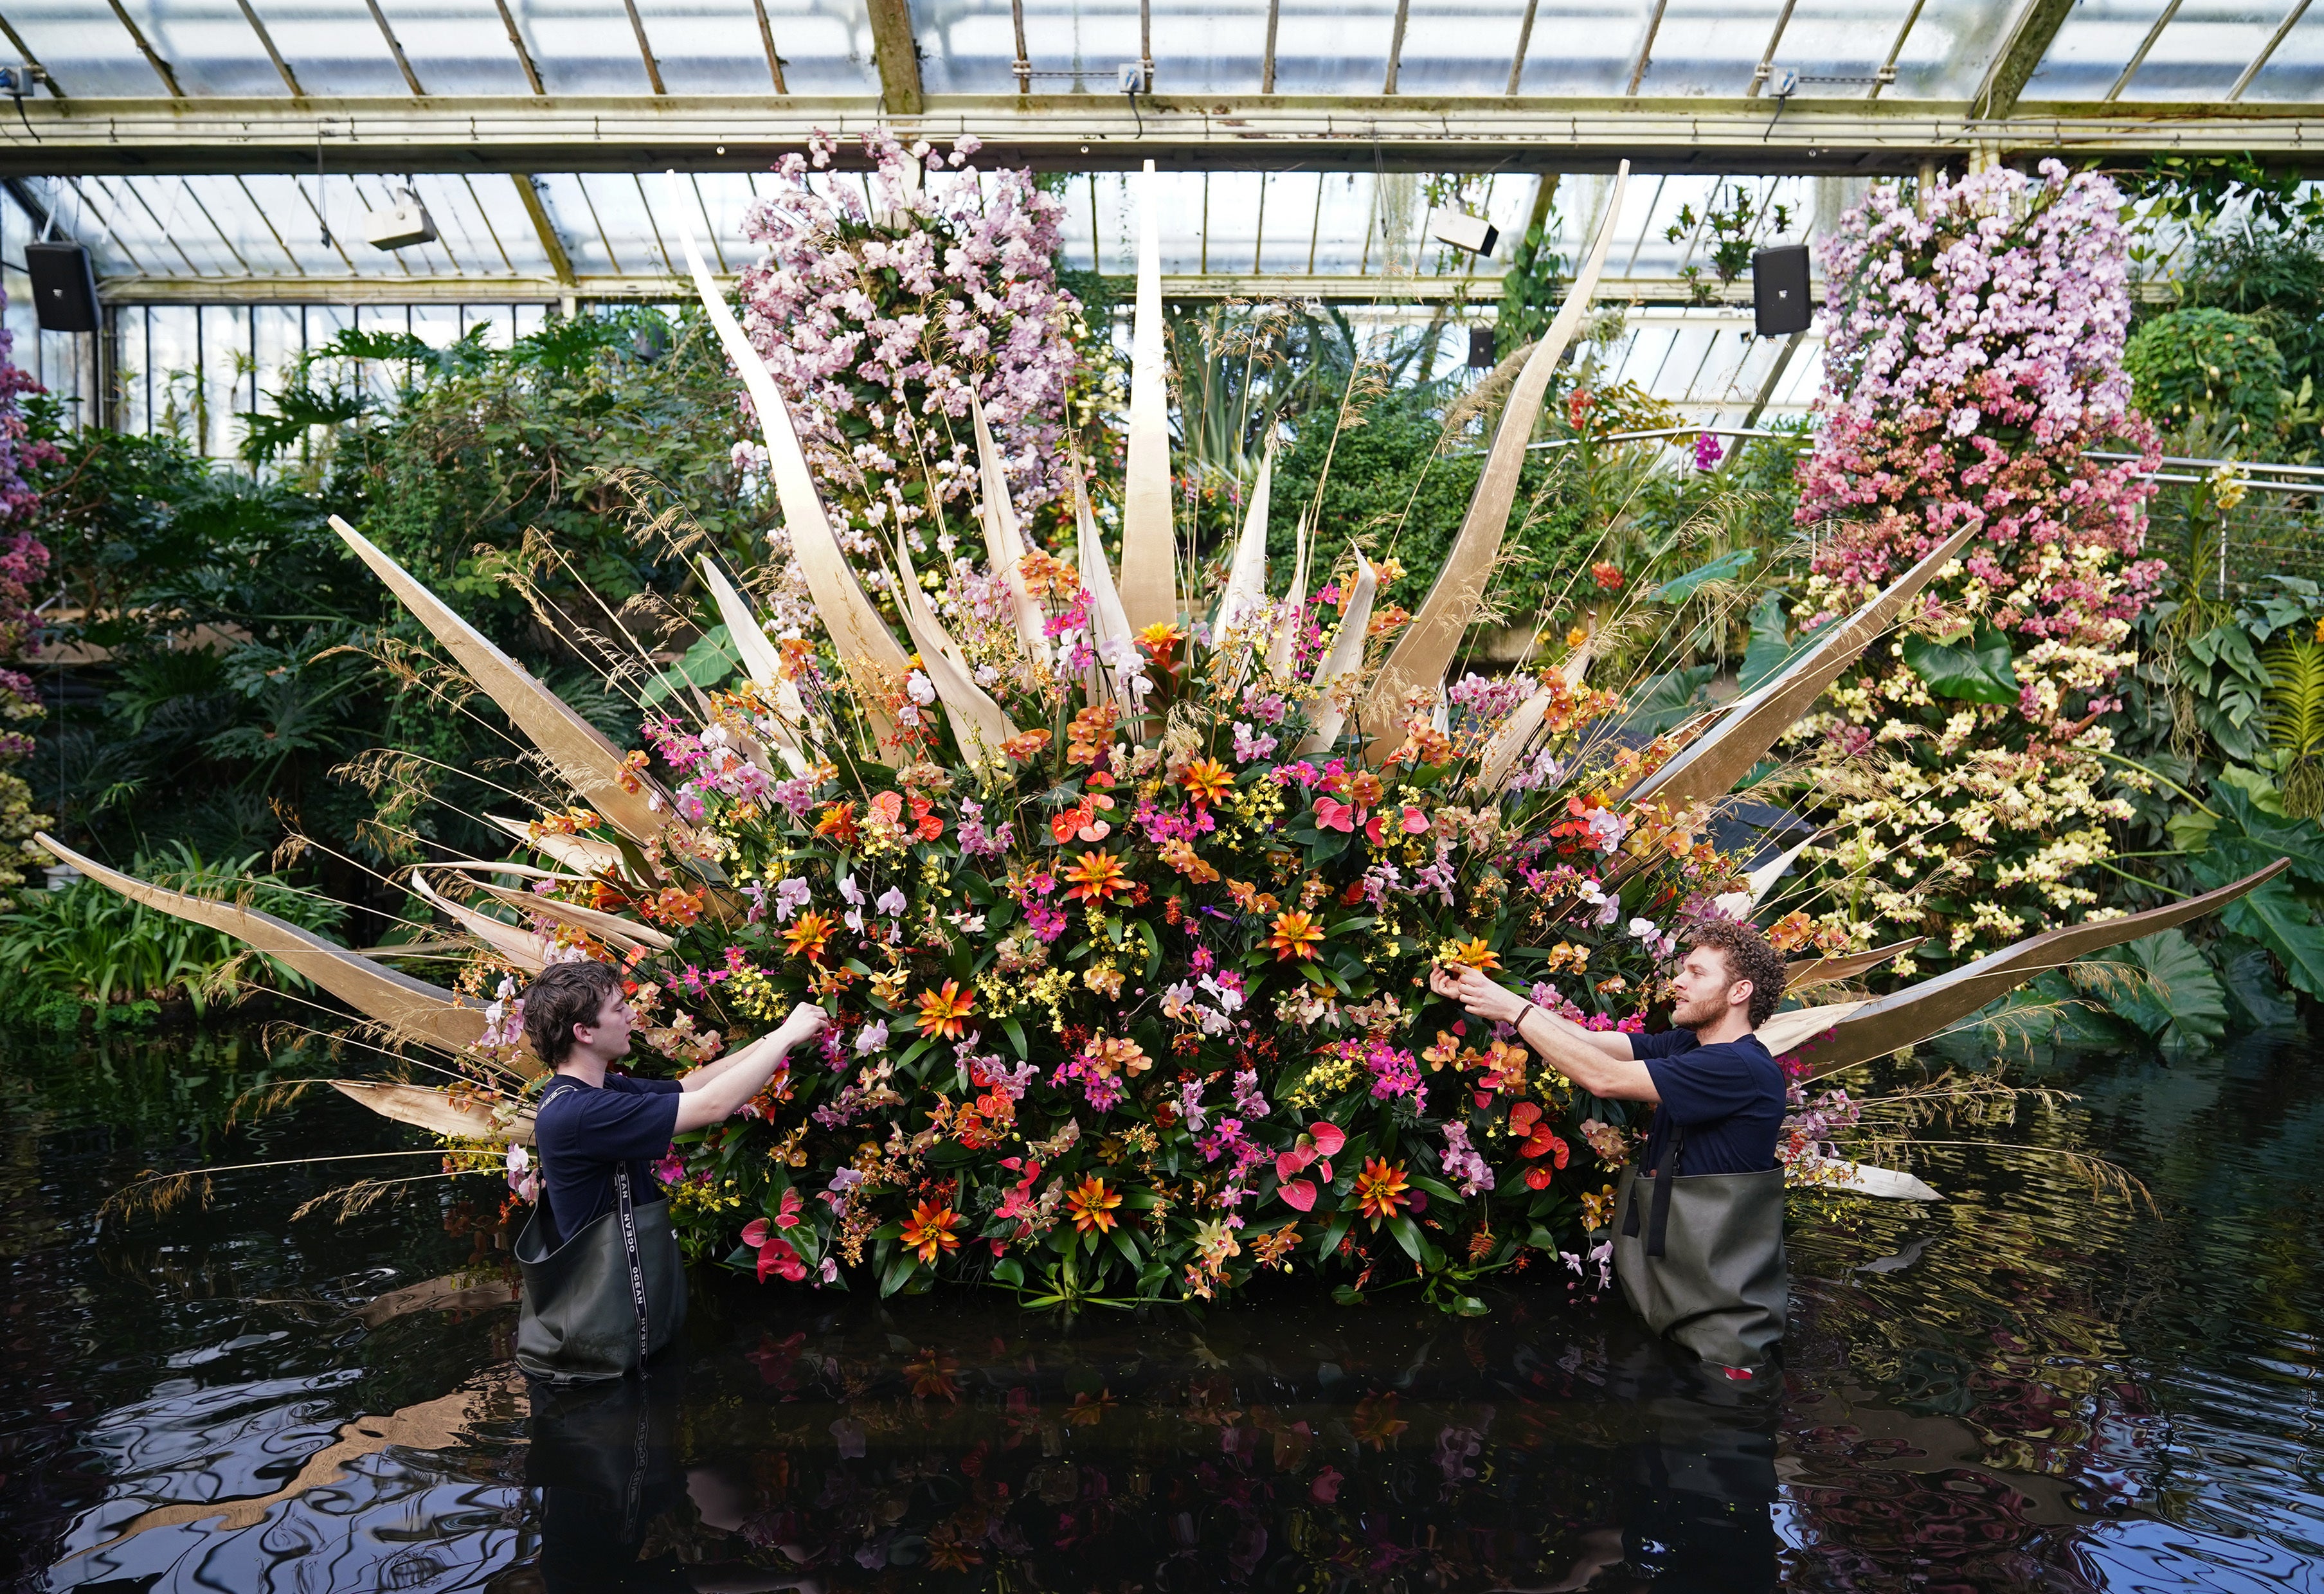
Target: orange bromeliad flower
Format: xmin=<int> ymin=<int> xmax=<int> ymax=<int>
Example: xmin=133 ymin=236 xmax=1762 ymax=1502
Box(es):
xmin=1135 ymin=622 xmax=1185 ymax=668
xmin=1063 ymin=848 xmax=1130 ymax=903
xmin=1266 ymin=909 xmax=1325 ymax=962
xmin=1181 ymin=757 xmax=1234 ymax=806
xmin=899 ymin=1200 xmax=963 ymax=1264
xmin=1065 ymin=1175 xmax=1124 ymax=1235
xmin=915 ymin=979 xmax=975 ymax=1039
xmin=1353 ymin=1158 xmax=1412 ymax=1222
xmin=1437 ymin=936 xmax=1501 ymax=974
xmin=783 ymin=910 xmax=834 ymax=962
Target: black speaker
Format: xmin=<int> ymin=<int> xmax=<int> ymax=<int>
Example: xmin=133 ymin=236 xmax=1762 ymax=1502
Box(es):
xmin=1467 ymin=325 xmax=1497 ymax=369
xmin=26 ymin=242 xmax=99 ymax=332
xmin=1752 ymin=244 xmax=1812 ymax=337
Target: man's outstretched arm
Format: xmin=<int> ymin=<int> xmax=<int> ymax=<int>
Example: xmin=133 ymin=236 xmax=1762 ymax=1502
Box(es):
xmin=1428 ymin=967 xmax=1659 ymax=1103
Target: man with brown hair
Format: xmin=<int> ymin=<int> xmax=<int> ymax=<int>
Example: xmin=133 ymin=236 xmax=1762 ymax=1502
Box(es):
xmin=514 ymin=960 xmax=825 ymax=1381
xmin=1432 ymin=917 xmax=1790 ymax=1374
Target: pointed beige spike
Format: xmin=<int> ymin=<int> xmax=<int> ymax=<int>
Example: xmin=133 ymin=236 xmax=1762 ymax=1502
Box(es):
xmin=1785 ymin=938 xmax=1926 ymax=996
xmin=1796 ymin=860 xmax=2292 ymax=1079
xmin=969 ymin=392 xmax=1050 ymax=663
xmin=889 ymin=532 xmax=1024 ymax=768
xmin=462 ymin=875 xmax=680 ymax=953
xmin=1264 ymin=512 xmax=1310 ymax=679
xmin=411 ymin=869 xmax=550 ymax=972
xmin=1476 ymin=681 xmax=1556 ymax=794
xmin=37 ymin=832 xmax=490 ymax=1055
xmin=485 ymin=814 xmax=629 ymax=877
xmin=1625 ymin=522 xmax=1980 ymax=811
xmin=1119 ymin=158 xmax=1178 ymax=633
xmin=1744 ymin=831 xmax=1822 ymax=911
xmin=1074 ymin=463 xmax=1139 ymax=712
xmin=699 ymin=556 xmax=786 ymax=687
xmin=1756 ymin=998 xmax=1869 ymax=1058
xmin=1216 ymin=439 xmax=1277 ymax=642
xmin=334 ymin=1080 xmax=532 ymax=1143
xmin=665 ymin=174 xmax=905 ymax=757
xmin=1817 ymin=1161 xmax=1943 ymax=1201
xmin=1297 ymin=551 xmax=1379 ymax=755
xmin=329 ymin=516 xmax=681 ymax=847
xmin=1362 ymin=161 xmax=1631 ymax=760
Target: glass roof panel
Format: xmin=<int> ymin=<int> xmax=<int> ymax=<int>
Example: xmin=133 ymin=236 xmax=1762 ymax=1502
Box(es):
xmin=2030 ymin=0 xmax=2170 ymax=102
xmin=2098 ymin=0 xmax=2318 ymax=101
xmin=1878 ymin=0 xmax=2021 ymax=98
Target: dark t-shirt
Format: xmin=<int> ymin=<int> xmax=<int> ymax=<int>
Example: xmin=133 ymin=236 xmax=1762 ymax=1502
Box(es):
xmin=535 ymin=1072 xmax=683 ymax=1241
xmin=1631 ymin=1028 xmax=1785 ymax=1176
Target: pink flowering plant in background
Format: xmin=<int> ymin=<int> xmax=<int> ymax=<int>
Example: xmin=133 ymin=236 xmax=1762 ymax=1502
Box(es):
xmin=0 ymin=291 xmax=51 ymax=904
xmin=1783 ymin=162 xmax=2166 ymax=968
xmin=736 ymin=130 xmax=1080 ymax=614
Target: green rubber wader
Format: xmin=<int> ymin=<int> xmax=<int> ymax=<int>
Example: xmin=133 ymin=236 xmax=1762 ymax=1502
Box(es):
xmin=516 ymin=1081 xmax=687 ymax=1384
xmin=1612 ymin=1125 xmax=1788 ymax=1370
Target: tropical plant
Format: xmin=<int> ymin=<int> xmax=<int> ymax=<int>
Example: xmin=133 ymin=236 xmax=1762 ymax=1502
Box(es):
xmin=0 ymin=843 xmax=344 ymax=1023
xmin=2123 ymin=307 xmax=2287 ymax=434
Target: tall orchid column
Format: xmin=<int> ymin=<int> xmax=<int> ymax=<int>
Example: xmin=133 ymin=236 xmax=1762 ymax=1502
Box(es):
xmin=1788 ymin=161 xmax=2165 ymax=971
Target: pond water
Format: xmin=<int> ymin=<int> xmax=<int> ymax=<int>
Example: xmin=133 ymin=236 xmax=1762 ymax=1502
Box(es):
xmin=4 ymin=1024 xmax=2323 ymax=1592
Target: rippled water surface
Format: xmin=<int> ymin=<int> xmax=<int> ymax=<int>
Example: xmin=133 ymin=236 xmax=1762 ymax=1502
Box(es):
xmin=5 ymin=1025 xmax=2323 ymax=1591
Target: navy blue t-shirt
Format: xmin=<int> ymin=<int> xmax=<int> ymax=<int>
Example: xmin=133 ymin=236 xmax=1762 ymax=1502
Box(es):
xmin=534 ymin=1072 xmax=683 ymax=1241
xmin=1630 ymin=1028 xmax=1784 ymax=1176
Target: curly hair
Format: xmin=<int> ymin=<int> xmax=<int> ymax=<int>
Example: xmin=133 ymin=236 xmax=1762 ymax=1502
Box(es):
xmin=1685 ymin=919 xmax=1787 ymax=1028
xmin=523 ymin=960 xmax=624 ymax=1069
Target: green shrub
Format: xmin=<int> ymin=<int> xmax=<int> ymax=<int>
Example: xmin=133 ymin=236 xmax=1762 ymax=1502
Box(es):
xmin=0 ymin=843 xmax=345 ymax=1024
xmin=2124 ymin=307 xmax=2286 ymax=433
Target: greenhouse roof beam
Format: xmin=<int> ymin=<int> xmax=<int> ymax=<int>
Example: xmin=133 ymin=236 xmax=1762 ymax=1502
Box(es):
xmin=865 ymin=0 xmax=924 ymax=115
xmin=0 ymin=12 xmax=62 ymax=96
xmin=2107 ymin=0 xmax=2185 ymax=103
xmin=104 ymin=0 xmax=183 ymax=98
xmin=1868 ymin=0 xmax=1930 ymax=100
xmin=8 ymin=95 xmax=2324 ymax=177
xmin=1971 ymin=0 xmax=2077 ymax=121
xmin=2229 ymin=0 xmax=2315 ymax=103
xmin=362 ymin=0 xmax=426 ymax=97
xmin=233 ymin=0 xmax=304 ymax=100
xmin=89 ymin=271 xmax=2179 ymax=309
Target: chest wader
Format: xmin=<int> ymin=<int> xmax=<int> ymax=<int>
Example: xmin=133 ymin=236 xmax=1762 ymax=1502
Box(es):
xmin=1612 ymin=1125 xmax=1788 ymax=1370
xmin=515 ymin=1078 xmax=689 ymax=1384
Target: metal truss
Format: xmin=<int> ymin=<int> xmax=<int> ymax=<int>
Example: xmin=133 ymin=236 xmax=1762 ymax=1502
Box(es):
xmin=8 ymin=94 xmax=2322 ymax=181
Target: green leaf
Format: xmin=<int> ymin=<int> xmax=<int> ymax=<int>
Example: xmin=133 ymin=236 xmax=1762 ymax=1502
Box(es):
xmin=1316 ymin=1213 xmax=1351 ymax=1260
xmin=1652 ymin=548 xmax=1756 ymax=605
xmin=2221 ymin=942 xmax=2297 ymax=1028
xmin=1902 ymin=626 xmax=2021 ymax=704
xmin=992 ymin=1256 xmax=1025 ymax=1288
xmin=1738 ymin=589 xmax=1801 ymax=692
xmin=2080 ymin=929 xmax=2226 ymax=1053
xmin=1331 ymin=1284 xmax=1367 ymax=1306
xmin=1387 ymin=1213 xmax=1425 ymax=1264
xmin=1002 ymin=1017 xmax=1029 ymax=1059
xmin=1137 ymin=919 xmax=1163 ymax=980
xmin=1450 ymin=1295 xmax=1490 ymax=1317
xmin=879 ymin=1251 xmax=919 ymax=1298
xmin=1407 ymin=1172 xmax=1461 ymax=1203
xmin=2221 ymin=875 xmax=2324 ymax=999
xmin=1109 ymin=1227 xmax=1142 ymax=1271
xmin=640 ymin=623 xmax=741 ymax=706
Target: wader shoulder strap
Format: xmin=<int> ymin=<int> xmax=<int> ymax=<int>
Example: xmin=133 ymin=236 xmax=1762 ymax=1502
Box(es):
xmin=532 ymin=1075 xmax=589 ymax=1253
xmin=613 ymin=1162 xmax=653 ymax=1375
xmin=1619 ymin=1122 xmax=1685 ymax=1259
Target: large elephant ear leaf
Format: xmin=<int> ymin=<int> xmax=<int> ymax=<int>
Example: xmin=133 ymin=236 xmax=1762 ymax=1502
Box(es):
xmin=2219 ymin=873 xmax=2324 ymax=999
xmin=2075 ymin=930 xmax=2226 ymax=1053
xmin=1902 ymin=626 xmax=2019 ymax=704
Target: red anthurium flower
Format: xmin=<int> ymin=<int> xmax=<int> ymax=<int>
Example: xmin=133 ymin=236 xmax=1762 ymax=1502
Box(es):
xmin=1315 ymin=797 xmax=1356 ymax=834
xmin=773 ymin=1188 xmax=805 ymax=1229
xmin=741 ymin=1217 xmax=770 ymax=1248
xmin=758 ymin=1235 xmax=806 ymax=1282
xmin=1364 ymin=812 xmax=1389 ymax=845
xmin=1309 ymin=1122 xmax=1346 ymax=1156
xmin=1276 ymin=1147 xmax=1315 ymax=1181
xmin=1279 ymin=1178 xmax=1318 ymax=1212
xmin=1524 ymin=1166 xmax=1554 ymax=1191
xmin=1401 ymin=805 xmax=1430 ymax=834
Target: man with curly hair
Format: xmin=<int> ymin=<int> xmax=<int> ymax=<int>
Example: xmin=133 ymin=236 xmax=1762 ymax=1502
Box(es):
xmin=1432 ymin=917 xmax=1790 ymax=1375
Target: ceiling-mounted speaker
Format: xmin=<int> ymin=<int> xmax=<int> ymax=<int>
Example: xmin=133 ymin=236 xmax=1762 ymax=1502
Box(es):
xmin=1467 ymin=326 xmax=1497 ymax=369
xmin=25 ymin=241 xmax=99 ymax=332
xmin=1752 ymin=244 xmax=1813 ymax=336
xmin=366 ymin=187 xmax=437 ymax=251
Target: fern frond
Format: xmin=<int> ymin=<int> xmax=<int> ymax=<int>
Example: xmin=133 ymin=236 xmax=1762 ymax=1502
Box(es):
xmin=2262 ymin=635 xmax=2324 ymax=758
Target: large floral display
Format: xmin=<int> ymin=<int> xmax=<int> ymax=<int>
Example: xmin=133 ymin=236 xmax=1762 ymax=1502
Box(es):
xmin=44 ymin=157 xmax=2279 ymax=1313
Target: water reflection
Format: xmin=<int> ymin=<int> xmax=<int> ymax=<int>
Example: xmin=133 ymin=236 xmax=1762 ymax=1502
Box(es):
xmin=6 ymin=1028 xmax=2324 ymax=1591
